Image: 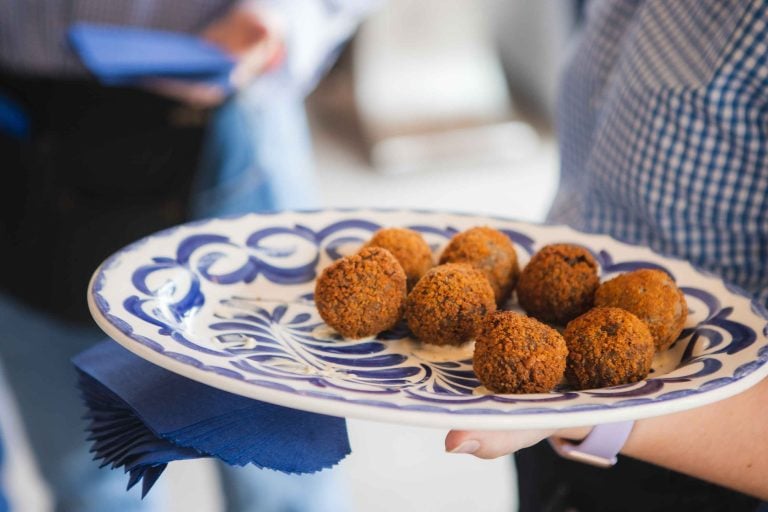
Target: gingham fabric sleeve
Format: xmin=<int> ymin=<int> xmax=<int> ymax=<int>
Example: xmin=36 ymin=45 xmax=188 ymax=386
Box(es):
xmin=549 ymin=0 xmax=768 ymax=305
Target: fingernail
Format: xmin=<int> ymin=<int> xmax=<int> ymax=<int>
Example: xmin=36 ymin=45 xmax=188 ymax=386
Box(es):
xmin=449 ymin=439 xmax=481 ymax=454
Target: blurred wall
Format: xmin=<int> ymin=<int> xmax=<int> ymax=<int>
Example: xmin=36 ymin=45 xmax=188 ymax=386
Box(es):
xmin=491 ymin=0 xmax=579 ymax=123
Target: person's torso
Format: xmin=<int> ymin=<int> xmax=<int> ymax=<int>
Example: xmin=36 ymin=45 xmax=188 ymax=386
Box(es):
xmin=550 ymin=0 xmax=768 ymax=305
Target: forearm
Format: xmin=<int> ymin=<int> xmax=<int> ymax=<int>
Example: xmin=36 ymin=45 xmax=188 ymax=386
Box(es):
xmin=554 ymin=376 xmax=768 ymax=499
xmin=620 ymin=376 xmax=768 ymax=499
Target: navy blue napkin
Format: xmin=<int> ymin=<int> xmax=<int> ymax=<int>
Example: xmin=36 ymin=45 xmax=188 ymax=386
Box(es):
xmin=67 ymin=23 xmax=234 ymax=87
xmin=73 ymin=341 xmax=350 ymax=498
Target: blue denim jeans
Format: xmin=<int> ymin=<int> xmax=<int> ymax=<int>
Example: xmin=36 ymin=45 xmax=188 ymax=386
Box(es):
xmin=191 ymin=88 xmax=318 ymax=218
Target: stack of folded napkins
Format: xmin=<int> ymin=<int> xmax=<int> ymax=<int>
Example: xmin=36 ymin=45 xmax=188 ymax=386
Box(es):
xmin=68 ymin=23 xmax=235 ymax=87
xmin=73 ymin=341 xmax=351 ymax=497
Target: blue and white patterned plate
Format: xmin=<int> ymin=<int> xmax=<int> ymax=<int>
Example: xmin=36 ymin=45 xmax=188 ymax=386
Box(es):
xmin=88 ymin=210 xmax=768 ymax=430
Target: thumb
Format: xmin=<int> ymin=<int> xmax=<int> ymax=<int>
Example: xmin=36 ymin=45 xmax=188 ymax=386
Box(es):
xmin=445 ymin=429 xmax=556 ymax=459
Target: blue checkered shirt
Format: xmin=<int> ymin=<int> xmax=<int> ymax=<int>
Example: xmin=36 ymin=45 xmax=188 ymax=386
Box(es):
xmin=548 ymin=0 xmax=768 ymax=306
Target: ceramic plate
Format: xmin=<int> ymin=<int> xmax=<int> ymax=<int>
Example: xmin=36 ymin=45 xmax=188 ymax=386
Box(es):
xmin=88 ymin=210 xmax=768 ymax=430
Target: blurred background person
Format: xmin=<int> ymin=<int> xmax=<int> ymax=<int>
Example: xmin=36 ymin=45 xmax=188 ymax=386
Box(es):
xmin=0 ymin=1 xmax=374 ymax=510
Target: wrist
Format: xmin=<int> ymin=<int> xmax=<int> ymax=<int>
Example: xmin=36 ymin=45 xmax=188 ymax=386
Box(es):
xmin=552 ymin=425 xmax=592 ymax=442
xmin=549 ymin=421 xmax=635 ymax=467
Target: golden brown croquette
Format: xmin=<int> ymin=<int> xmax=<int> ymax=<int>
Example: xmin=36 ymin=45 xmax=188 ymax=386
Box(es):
xmin=473 ymin=311 xmax=567 ymax=394
xmin=365 ymin=227 xmax=433 ymax=290
xmin=314 ymin=247 xmax=407 ymax=339
xmin=405 ymin=263 xmax=496 ymax=346
xmin=564 ymin=307 xmax=655 ymax=389
xmin=594 ymin=268 xmax=688 ymax=351
xmin=517 ymin=244 xmax=599 ymax=325
xmin=439 ymin=226 xmax=519 ymax=304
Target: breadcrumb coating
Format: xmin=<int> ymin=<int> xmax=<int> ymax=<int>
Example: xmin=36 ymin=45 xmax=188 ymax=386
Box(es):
xmin=473 ymin=311 xmax=567 ymax=394
xmin=405 ymin=263 xmax=496 ymax=346
xmin=517 ymin=244 xmax=599 ymax=325
xmin=594 ymin=268 xmax=687 ymax=351
xmin=365 ymin=227 xmax=433 ymax=290
xmin=315 ymin=247 xmax=407 ymax=339
xmin=439 ymin=226 xmax=520 ymax=304
xmin=564 ymin=307 xmax=654 ymax=389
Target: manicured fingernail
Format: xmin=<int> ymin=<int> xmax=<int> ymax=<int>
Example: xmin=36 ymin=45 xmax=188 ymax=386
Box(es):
xmin=449 ymin=439 xmax=480 ymax=454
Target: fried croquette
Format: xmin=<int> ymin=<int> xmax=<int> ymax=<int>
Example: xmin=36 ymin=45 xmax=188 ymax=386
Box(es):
xmin=365 ymin=227 xmax=433 ymax=290
xmin=473 ymin=311 xmax=567 ymax=394
xmin=439 ymin=226 xmax=519 ymax=304
xmin=517 ymin=244 xmax=599 ymax=325
xmin=564 ymin=307 xmax=654 ymax=389
xmin=314 ymin=247 xmax=407 ymax=339
xmin=594 ymin=268 xmax=687 ymax=351
xmin=405 ymin=263 xmax=496 ymax=346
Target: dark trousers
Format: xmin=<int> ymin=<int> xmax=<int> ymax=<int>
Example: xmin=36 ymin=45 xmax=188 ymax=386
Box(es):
xmin=516 ymin=440 xmax=761 ymax=512
xmin=0 ymin=72 xmax=210 ymax=322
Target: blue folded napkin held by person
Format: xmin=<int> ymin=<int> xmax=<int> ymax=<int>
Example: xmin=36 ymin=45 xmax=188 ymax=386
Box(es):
xmin=67 ymin=23 xmax=235 ymax=87
xmin=73 ymin=341 xmax=351 ymax=497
